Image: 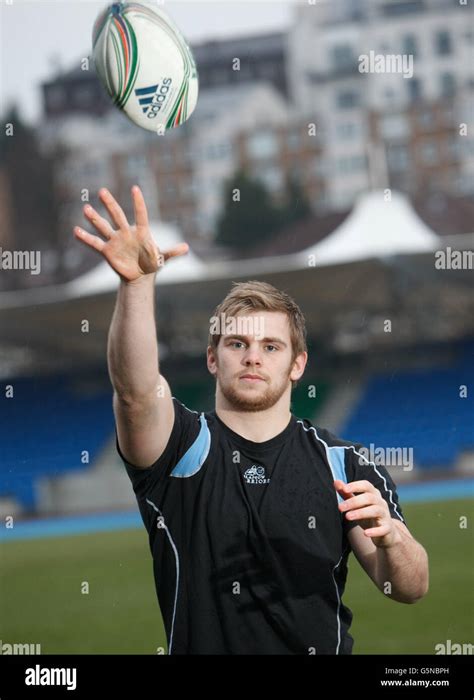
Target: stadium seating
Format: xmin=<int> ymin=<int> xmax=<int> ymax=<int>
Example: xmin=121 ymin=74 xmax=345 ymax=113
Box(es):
xmin=340 ymin=342 xmax=474 ymax=469
xmin=0 ymin=373 xmax=114 ymax=509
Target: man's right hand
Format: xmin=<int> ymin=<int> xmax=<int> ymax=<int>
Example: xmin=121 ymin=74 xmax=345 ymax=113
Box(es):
xmin=73 ymin=185 xmax=189 ymax=282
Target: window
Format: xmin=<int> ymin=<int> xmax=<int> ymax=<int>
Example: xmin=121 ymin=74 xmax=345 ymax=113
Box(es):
xmin=380 ymin=115 xmax=410 ymax=139
xmin=286 ymin=130 xmax=301 ymax=151
xmin=445 ymin=135 xmax=461 ymax=161
xmin=382 ymin=1 xmax=423 ymax=17
xmin=206 ymin=142 xmax=233 ymax=160
xmin=387 ymin=144 xmax=410 ymax=171
xmin=330 ymin=44 xmax=356 ymax=72
xmin=435 ymin=30 xmax=452 ymax=56
xmin=407 ymin=78 xmax=422 ymax=103
xmin=247 ymin=130 xmax=278 ymax=159
xmin=416 ymin=109 xmax=436 ymax=130
xmin=336 ymin=90 xmax=360 ymax=110
xmin=440 ymin=105 xmax=455 ymax=126
xmin=402 ymin=34 xmax=418 ymax=58
xmin=419 ymin=140 xmax=438 ymax=165
xmin=455 ymin=173 xmax=474 ymax=195
xmin=312 ymin=157 xmax=328 ymax=177
xmin=336 ymin=154 xmax=367 ymax=173
xmin=336 ymin=122 xmax=363 ymax=140
xmin=440 ymin=73 xmax=456 ymax=97
xmin=183 ymin=146 xmax=197 ymax=163
xmin=126 ymin=155 xmax=147 ymax=177
xmin=337 ymin=122 xmax=353 ymax=139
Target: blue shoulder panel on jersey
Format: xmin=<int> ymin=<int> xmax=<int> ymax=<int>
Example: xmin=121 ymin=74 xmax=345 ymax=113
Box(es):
xmin=326 ymin=446 xmax=348 ymax=504
xmin=170 ymin=413 xmax=211 ymax=478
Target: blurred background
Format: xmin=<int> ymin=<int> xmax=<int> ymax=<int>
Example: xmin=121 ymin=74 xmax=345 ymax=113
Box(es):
xmin=0 ymin=0 xmax=473 ymax=655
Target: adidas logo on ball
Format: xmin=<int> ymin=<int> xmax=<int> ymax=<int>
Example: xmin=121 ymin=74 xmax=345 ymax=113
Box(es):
xmin=135 ymin=79 xmax=173 ymax=119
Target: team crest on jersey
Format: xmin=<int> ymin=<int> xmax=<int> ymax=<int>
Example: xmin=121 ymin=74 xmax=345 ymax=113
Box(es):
xmin=243 ymin=465 xmax=270 ymax=484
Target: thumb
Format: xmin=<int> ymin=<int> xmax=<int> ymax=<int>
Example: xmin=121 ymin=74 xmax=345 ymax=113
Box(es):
xmin=334 ymin=480 xmax=353 ymax=500
xmin=162 ymin=242 xmax=189 ymax=262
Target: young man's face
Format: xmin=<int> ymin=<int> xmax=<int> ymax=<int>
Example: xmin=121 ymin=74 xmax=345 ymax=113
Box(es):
xmin=207 ymin=311 xmax=307 ymax=412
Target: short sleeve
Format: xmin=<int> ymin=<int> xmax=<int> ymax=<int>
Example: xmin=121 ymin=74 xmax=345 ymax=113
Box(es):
xmin=343 ymin=443 xmax=406 ymax=533
xmin=116 ymin=397 xmax=201 ymax=500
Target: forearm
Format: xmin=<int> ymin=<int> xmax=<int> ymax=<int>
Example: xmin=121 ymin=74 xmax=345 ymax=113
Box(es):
xmin=374 ymin=529 xmax=429 ymax=603
xmin=107 ymin=272 xmax=160 ymax=401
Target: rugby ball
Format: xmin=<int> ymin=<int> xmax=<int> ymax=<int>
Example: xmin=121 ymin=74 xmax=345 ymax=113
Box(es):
xmin=92 ymin=1 xmax=199 ymax=132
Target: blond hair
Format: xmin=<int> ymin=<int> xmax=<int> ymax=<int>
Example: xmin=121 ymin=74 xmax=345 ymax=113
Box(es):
xmin=208 ymin=280 xmax=307 ymax=364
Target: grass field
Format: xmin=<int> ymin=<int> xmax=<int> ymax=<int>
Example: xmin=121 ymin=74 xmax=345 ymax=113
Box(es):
xmin=1 ymin=498 xmax=473 ymax=654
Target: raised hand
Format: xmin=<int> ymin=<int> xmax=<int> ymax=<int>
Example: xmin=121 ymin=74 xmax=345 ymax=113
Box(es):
xmin=73 ymin=185 xmax=189 ymax=282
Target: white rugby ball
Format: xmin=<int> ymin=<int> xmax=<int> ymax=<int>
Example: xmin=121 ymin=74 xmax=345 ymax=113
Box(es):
xmin=92 ymin=1 xmax=199 ymax=132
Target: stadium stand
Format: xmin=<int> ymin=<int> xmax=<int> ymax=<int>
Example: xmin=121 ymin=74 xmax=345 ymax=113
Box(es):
xmin=340 ymin=341 xmax=474 ymax=470
xmin=0 ymin=372 xmax=114 ymax=510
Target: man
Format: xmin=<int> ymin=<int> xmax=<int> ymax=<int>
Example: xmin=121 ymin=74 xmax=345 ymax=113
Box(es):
xmin=74 ymin=186 xmax=429 ymax=655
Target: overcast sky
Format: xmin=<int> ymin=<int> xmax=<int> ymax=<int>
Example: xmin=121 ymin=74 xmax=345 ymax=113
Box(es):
xmin=0 ymin=0 xmax=294 ymax=126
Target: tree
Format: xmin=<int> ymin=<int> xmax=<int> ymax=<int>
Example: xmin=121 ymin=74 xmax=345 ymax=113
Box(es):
xmin=0 ymin=104 xmax=58 ymax=288
xmin=215 ymin=170 xmax=280 ymax=250
xmin=279 ymin=175 xmax=312 ymax=228
xmin=215 ymin=170 xmax=313 ymax=251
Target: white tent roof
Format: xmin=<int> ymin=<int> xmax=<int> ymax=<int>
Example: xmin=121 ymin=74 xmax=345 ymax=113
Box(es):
xmin=297 ymin=190 xmax=440 ymax=267
xmin=67 ymin=220 xmax=206 ymax=297
xmin=0 ymin=190 xmax=442 ymax=311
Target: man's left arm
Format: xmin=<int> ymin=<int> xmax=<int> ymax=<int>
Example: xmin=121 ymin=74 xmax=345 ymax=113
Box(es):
xmin=335 ymin=479 xmax=429 ymax=604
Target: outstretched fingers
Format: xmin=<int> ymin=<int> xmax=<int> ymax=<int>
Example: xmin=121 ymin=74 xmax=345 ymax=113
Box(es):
xmin=131 ymin=185 xmax=149 ymax=230
xmin=83 ymin=204 xmax=114 ymax=239
xmin=98 ymin=188 xmax=129 ymax=230
xmin=73 ymin=226 xmax=106 ymax=253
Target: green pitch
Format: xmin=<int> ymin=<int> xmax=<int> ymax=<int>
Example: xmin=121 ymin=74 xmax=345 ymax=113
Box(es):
xmin=1 ymin=498 xmax=472 ymax=654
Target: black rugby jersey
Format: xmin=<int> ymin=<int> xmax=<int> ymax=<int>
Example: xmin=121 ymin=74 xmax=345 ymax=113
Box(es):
xmin=118 ymin=397 xmax=406 ymax=655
